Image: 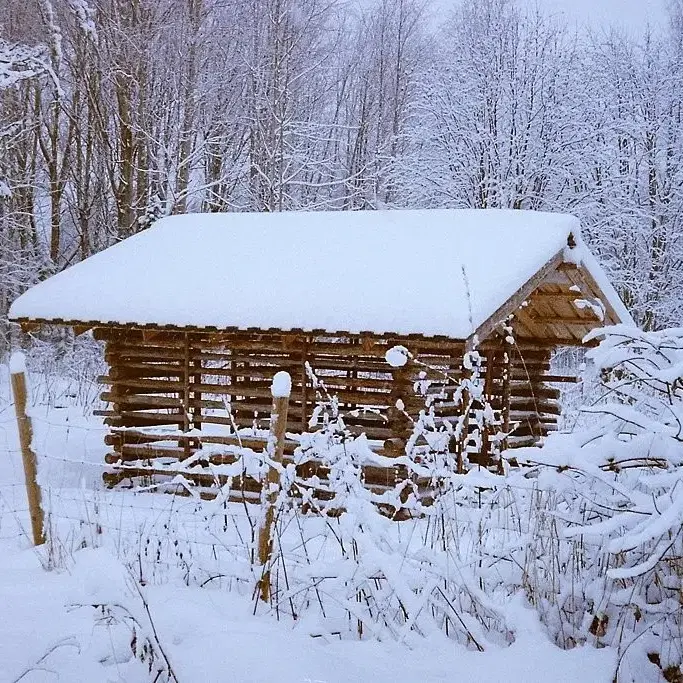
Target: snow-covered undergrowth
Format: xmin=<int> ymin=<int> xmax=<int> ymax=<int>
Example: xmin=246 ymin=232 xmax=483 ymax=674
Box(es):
xmin=514 ymin=326 xmax=683 ymax=681
xmin=2 ymin=326 xmax=682 ymax=682
xmin=19 ymin=331 xmax=105 ymax=409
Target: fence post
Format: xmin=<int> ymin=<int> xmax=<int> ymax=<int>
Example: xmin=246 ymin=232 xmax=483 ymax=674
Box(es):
xmin=10 ymin=352 xmax=45 ymax=546
xmin=257 ymin=371 xmax=291 ymax=603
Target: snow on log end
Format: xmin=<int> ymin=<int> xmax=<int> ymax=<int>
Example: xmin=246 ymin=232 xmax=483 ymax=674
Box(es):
xmin=9 ymin=351 xmax=26 ymax=374
xmin=385 ymin=345 xmax=409 ymax=368
xmin=271 ymin=371 xmax=292 ymax=398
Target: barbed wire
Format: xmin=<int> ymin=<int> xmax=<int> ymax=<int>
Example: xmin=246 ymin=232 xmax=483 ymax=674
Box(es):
xmin=41 ymin=490 xmax=239 ymax=523
xmin=0 ymin=384 xmax=618 ymax=560
xmin=30 ymin=413 xmax=107 ymax=430
xmin=27 ymin=482 xmax=606 ymax=549
xmin=42 ymin=512 xmax=254 ymax=552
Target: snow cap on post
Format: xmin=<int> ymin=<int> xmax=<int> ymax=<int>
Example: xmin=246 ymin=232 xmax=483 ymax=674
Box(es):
xmin=271 ymin=371 xmax=292 ymax=398
xmin=9 ymin=351 xmax=26 ymax=375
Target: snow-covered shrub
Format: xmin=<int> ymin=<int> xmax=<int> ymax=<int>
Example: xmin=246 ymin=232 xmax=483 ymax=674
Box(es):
xmin=19 ymin=329 xmax=106 ymax=409
xmin=258 ymin=329 xmax=682 ymax=679
xmin=261 ymin=351 xmax=516 ymax=647
xmin=511 ymin=325 xmax=683 ymax=680
xmin=395 ymin=344 xmax=504 ymax=485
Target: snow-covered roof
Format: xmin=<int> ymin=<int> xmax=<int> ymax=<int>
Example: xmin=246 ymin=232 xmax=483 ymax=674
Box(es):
xmin=9 ymin=209 xmax=633 ymax=338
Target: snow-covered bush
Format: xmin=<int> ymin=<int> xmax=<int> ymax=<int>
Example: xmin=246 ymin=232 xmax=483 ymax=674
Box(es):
xmin=258 ymin=329 xmax=683 ymax=680
xmin=259 ymin=351 xmax=516 ymax=647
xmin=511 ymin=325 xmax=683 ymax=680
xmin=16 ymin=329 xmax=105 ymax=409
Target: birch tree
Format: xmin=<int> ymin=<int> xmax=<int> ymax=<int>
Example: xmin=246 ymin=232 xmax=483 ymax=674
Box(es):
xmin=397 ymin=0 xmax=579 ymax=210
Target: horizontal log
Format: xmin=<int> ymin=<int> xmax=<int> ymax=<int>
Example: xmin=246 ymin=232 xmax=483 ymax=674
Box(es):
xmin=491 ymin=353 xmax=551 ymax=364
xmin=512 ymin=335 xmax=594 ymax=348
xmin=107 ymin=339 xmax=187 ymax=351
xmin=200 ymin=414 xmax=303 ymax=433
xmin=104 ymin=412 xmax=185 ymax=427
xmin=509 ymin=410 xmax=558 ymax=424
xmin=508 ymin=384 xmax=561 ymax=400
xmin=101 ymin=392 xmax=227 ymax=412
xmin=106 ymin=365 xmax=185 ymax=380
xmin=99 ymin=328 xmax=290 ymax=345
xmin=104 ymin=361 xmax=185 ymax=377
xmin=98 ymin=325 xmax=465 ymax=348
xmin=305 ymin=357 xmax=398 ymax=373
xmin=193 ymin=381 xmax=287 ymax=396
xmin=227 ymin=400 xmax=303 ymax=416
xmin=106 ymin=336 xmax=454 ymax=358
xmin=346 ymin=425 xmax=394 ymax=440
xmin=116 ymin=446 xmax=287 ymax=466
xmin=490 ymin=364 xmax=551 ymax=376
xmin=208 ymin=355 xmax=297 ymax=367
xmin=104 ymin=464 xmax=262 ymax=491
xmin=225 ymin=368 xmax=299 ymax=380
xmin=106 ymin=348 xmax=186 ymax=361
xmin=508 ymin=398 xmax=561 ymax=415
xmin=485 ymin=347 xmax=552 ymax=358
xmin=527 ymin=315 xmax=600 ymax=326
xmin=105 ymin=349 xmax=295 ymax=365
xmin=510 ymin=423 xmax=557 ymax=438
xmin=101 ymin=392 xmax=183 ymax=409
xmin=530 ymin=292 xmax=589 ymax=302
xmin=343 ymin=411 xmax=391 ymax=426
xmin=120 ymin=444 xmax=191 ymax=460
xmin=105 ymin=354 xmax=456 ymax=382
xmin=159 ymin=486 xmax=261 ymax=504
xmin=539 ymin=375 xmax=580 ymax=383
xmin=108 ymin=429 xmax=299 ymax=453
xmin=102 ymin=377 xmax=272 ymax=394
xmin=505 ymin=435 xmax=540 ymax=448
xmin=100 ymin=377 xmax=184 ymax=393
xmin=309 ymin=342 xmax=455 ymax=356
xmin=106 ymin=343 xmax=423 ymax=365
xmin=217 ymin=383 xmax=284 ymax=400
xmin=306 ymin=375 xmax=397 ymax=391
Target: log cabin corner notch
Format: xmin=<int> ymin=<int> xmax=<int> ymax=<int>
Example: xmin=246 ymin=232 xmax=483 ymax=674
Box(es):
xmin=9 ymin=209 xmax=634 ymax=489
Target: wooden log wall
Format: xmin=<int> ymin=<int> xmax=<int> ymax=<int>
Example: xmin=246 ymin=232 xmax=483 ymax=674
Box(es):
xmin=488 ymin=344 xmax=560 ymax=449
xmin=94 ymin=327 xmax=562 ymax=491
xmin=428 ymin=341 xmax=561 ymax=462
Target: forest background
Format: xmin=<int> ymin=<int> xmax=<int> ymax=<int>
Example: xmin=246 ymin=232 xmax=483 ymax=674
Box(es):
xmin=2 ymin=0 xmax=682 ymax=345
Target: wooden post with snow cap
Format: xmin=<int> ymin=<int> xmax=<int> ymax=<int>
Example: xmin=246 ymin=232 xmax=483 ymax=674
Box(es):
xmin=10 ymin=352 xmax=45 ymax=546
xmin=384 ymin=345 xmax=412 ymax=456
xmin=257 ymin=371 xmax=291 ymax=603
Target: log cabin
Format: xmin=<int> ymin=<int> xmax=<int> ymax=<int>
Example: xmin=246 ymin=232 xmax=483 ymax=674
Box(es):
xmin=9 ymin=209 xmax=634 ymax=497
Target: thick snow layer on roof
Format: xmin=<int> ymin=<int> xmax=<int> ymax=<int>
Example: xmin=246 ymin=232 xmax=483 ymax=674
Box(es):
xmin=9 ymin=209 xmax=632 ymax=338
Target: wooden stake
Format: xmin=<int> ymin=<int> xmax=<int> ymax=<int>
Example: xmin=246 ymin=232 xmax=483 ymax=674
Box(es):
xmin=501 ymin=337 xmax=513 ymax=455
xmin=480 ymin=350 xmax=495 ymax=469
xmin=10 ymin=356 xmax=45 ymax=546
xmin=257 ymin=372 xmax=291 ymax=603
xmin=457 ymin=386 xmax=469 ymax=474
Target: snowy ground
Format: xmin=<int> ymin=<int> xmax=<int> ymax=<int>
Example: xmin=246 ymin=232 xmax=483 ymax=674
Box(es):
xmin=0 ymin=366 xmax=631 ymax=682
xmin=0 ymin=547 xmax=617 ymax=683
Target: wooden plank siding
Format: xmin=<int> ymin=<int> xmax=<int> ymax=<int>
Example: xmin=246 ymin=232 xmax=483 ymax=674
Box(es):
xmin=95 ymin=327 xmax=562 ymax=489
